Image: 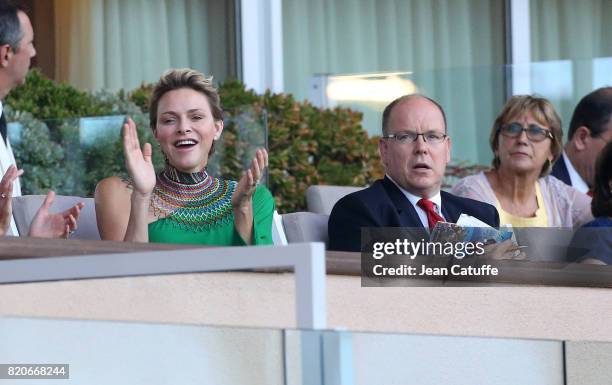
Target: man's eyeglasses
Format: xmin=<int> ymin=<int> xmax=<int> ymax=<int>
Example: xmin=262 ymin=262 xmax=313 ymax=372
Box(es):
xmin=382 ymin=131 xmax=447 ymax=145
xmin=499 ymin=122 xmax=554 ymax=142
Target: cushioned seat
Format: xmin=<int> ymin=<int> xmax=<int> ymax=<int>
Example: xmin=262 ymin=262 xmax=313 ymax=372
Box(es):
xmin=12 ymin=195 xmax=100 ymax=240
xmin=306 ymin=185 xmax=364 ymax=215
xmin=281 ymin=212 xmax=329 ymax=245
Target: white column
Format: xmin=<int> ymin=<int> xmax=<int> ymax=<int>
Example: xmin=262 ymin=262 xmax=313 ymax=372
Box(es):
xmin=240 ymin=0 xmax=284 ymax=94
xmin=509 ymin=0 xmax=532 ymax=95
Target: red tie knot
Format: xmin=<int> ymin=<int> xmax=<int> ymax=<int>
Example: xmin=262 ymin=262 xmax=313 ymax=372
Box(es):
xmin=417 ymin=198 xmax=436 ymax=212
xmin=417 ymin=198 xmax=444 ymax=229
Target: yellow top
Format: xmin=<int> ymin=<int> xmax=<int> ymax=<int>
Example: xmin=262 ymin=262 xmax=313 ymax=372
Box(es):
xmin=496 ymin=182 xmax=549 ymax=227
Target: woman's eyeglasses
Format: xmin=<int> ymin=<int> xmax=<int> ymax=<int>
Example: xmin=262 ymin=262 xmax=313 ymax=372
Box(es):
xmin=499 ymin=122 xmax=554 ymax=142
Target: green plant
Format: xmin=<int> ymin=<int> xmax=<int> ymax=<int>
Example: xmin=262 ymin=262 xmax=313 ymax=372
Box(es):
xmin=5 ymin=71 xmax=391 ymax=212
xmin=123 ymin=78 xmax=381 ymax=212
xmin=6 ymin=69 xmax=111 ymax=119
xmin=6 ymin=108 xmax=66 ymax=195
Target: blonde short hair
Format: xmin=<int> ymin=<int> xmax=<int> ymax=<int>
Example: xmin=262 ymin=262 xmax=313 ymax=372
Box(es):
xmin=149 ymin=68 xmax=223 ymax=131
xmin=490 ymin=95 xmax=563 ymax=177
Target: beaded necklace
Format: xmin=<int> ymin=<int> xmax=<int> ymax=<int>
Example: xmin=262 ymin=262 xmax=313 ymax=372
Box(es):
xmin=150 ymin=165 xmax=237 ymax=231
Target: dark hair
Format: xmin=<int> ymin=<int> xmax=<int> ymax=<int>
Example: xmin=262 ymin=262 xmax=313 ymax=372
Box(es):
xmin=591 ymin=140 xmax=612 ymax=217
xmin=382 ymin=94 xmax=447 ymax=135
xmin=0 ymin=2 xmax=25 ymax=52
xmin=490 ymin=95 xmax=563 ymax=177
xmin=568 ymin=87 xmax=612 ymax=140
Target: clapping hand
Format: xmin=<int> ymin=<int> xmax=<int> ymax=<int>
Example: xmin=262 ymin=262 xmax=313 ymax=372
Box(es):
xmin=232 ymin=149 xmax=268 ymax=208
xmin=0 ymin=165 xmax=24 ymax=236
xmin=28 ymin=191 xmax=85 ymax=239
xmin=123 ymin=117 xmax=156 ymax=196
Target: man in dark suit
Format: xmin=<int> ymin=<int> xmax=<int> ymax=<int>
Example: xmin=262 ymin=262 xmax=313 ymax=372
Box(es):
xmin=551 ymin=87 xmax=612 ymax=195
xmin=328 ymin=95 xmax=499 ymax=252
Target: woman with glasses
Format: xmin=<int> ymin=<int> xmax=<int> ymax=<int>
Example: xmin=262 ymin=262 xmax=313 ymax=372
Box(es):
xmin=452 ymin=95 xmax=592 ymax=227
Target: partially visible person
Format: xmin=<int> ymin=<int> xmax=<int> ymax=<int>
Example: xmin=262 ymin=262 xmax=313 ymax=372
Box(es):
xmin=328 ymin=95 xmax=499 ymax=252
xmin=0 ymin=3 xmax=84 ymax=238
xmin=551 ymin=87 xmax=612 ymax=194
xmin=95 ymin=68 xmax=274 ymax=245
xmin=0 ymin=2 xmax=35 ymax=234
xmin=452 ymin=95 xmax=592 ymax=228
xmin=0 ymin=165 xmax=82 ymax=238
xmin=567 ymin=140 xmax=612 ymax=264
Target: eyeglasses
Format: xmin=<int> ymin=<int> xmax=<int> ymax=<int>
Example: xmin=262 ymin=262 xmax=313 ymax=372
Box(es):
xmin=499 ymin=122 xmax=554 ymax=142
xmin=382 ymin=131 xmax=447 ymax=145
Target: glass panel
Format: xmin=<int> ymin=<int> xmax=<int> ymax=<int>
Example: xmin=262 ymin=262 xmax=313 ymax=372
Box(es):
xmin=6 ymin=107 xmax=268 ymax=197
xmin=526 ymin=57 xmax=612 ymax=141
xmin=0 ymin=317 xmax=284 ymax=385
xmin=0 ymin=318 xmax=572 ymax=385
xmin=319 ymin=66 xmax=504 ymax=166
xmin=306 ymin=57 xmax=612 ymax=170
xmin=348 ymin=331 xmax=564 ymax=385
xmin=283 ymin=0 xmax=505 ymax=101
xmin=284 ymin=329 xmax=566 ymax=385
xmin=530 ymin=0 xmax=612 ymax=62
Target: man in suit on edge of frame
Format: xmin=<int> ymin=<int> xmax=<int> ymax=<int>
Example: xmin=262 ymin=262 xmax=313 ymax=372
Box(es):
xmin=551 ymin=87 xmax=612 ymax=195
xmin=0 ymin=2 xmax=82 ymax=238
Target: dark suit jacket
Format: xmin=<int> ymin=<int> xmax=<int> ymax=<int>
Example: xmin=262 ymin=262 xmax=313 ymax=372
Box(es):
xmin=0 ymin=112 xmax=6 ymax=145
xmin=328 ymin=177 xmax=500 ymax=252
xmin=550 ymin=156 xmax=572 ymax=186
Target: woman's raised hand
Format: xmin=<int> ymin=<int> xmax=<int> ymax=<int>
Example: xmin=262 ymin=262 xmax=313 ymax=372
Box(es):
xmin=123 ymin=117 xmax=156 ymax=196
xmin=232 ymin=149 xmax=268 ymax=208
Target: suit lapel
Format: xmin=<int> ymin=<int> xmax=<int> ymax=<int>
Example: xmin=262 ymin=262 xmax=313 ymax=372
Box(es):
xmin=381 ymin=176 xmax=424 ymax=228
xmin=0 ymin=113 xmax=6 ymax=145
xmin=560 ymin=156 xmax=571 ymax=185
xmin=440 ymin=191 xmax=461 ymax=223
xmin=552 ymin=156 xmax=571 ymax=186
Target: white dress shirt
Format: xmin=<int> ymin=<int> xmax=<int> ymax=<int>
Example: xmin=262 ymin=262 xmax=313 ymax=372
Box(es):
xmin=386 ymin=175 xmax=445 ymax=228
xmin=562 ymin=151 xmax=589 ymax=194
xmin=0 ymin=101 xmax=22 ymax=235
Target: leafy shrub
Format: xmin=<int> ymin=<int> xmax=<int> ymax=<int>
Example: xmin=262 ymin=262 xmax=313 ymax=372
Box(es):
xmin=12 ymin=71 xmax=497 ymax=213
xmin=5 ymin=108 xmax=66 ymax=195
xmin=127 ymin=79 xmax=383 ymax=212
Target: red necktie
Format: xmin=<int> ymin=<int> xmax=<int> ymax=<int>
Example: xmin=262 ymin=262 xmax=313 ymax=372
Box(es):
xmin=417 ymin=198 xmax=444 ymax=229
xmin=587 ymin=190 xmax=593 ymax=197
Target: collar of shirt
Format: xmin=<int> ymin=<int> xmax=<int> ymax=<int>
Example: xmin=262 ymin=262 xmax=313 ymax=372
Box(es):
xmin=0 ymin=101 xmax=4 ymax=118
xmin=386 ymin=174 xmax=444 ymax=228
xmin=562 ymin=151 xmax=589 ymax=194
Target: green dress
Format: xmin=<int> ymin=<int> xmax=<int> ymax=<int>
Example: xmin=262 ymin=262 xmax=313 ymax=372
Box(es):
xmin=148 ymin=183 xmax=275 ymax=246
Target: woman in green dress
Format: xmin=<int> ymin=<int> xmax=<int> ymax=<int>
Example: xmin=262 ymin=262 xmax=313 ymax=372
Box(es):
xmin=95 ymin=68 xmax=274 ymax=246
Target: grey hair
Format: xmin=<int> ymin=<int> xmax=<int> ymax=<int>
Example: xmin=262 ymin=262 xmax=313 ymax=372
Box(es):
xmin=0 ymin=4 xmax=25 ymax=52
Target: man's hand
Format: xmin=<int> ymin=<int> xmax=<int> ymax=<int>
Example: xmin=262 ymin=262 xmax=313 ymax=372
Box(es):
xmin=0 ymin=165 xmax=24 ymax=236
xmin=28 ymin=191 xmax=85 ymax=239
xmin=482 ymin=239 xmax=527 ymax=260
